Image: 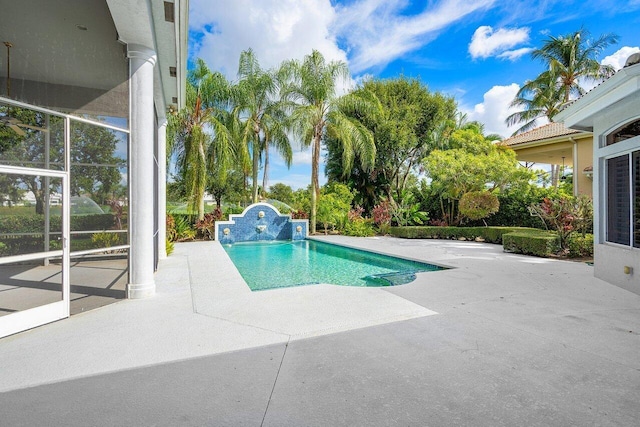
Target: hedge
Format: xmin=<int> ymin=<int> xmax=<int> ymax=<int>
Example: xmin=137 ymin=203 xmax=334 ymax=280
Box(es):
xmin=389 ymin=226 xmax=537 ymax=244
xmin=0 ymin=214 xmax=119 ymax=233
xmin=502 ymin=230 xmax=560 ymax=257
xmin=0 ymin=213 xmax=126 ymax=256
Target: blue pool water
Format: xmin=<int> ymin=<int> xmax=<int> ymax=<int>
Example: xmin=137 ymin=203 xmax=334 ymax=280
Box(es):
xmin=222 ymin=239 xmax=445 ymax=291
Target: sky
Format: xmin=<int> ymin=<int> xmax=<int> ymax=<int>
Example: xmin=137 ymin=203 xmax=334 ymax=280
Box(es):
xmin=188 ymin=0 xmax=640 ymax=190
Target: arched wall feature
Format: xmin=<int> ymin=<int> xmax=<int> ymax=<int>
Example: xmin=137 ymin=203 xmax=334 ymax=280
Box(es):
xmin=215 ymin=203 xmax=308 ymax=244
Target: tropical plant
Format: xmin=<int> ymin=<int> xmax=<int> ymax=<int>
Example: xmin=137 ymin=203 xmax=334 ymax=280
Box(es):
xmin=232 ymin=49 xmax=292 ymax=203
xmin=326 ymin=77 xmax=456 ymax=209
xmin=316 ymin=183 xmax=353 ymax=233
xmin=344 ymin=207 xmax=376 ymax=237
xmin=423 ymin=126 xmax=534 ymax=225
xmin=372 ymin=200 xmax=392 ymax=234
xmin=528 ymin=195 xmax=593 ymax=250
xmin=168 ymin=59 xmax=237 ymax=220
xmin=284 ymin=50 xmax=378 ymax=233
xmin=268 ymin=183 xmax=295 ymax=205
xmin=506 ymin=71 xmax=565 ymax=135
xmin=390 ymin=192 xmax=428 ymax=226
xmin=506 ymin=28 xmax=618 ymax=135
xmin=194 ymin=211 xmax=219 ymax=240
xmin=533 ymin=28 xmax=618 ymax=103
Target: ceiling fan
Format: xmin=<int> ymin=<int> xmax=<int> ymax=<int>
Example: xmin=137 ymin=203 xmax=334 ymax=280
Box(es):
xmin=1 ymin=41 xmax=48 ymax=136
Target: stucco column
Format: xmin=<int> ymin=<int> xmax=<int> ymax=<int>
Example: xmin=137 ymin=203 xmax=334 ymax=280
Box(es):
xmin=128 ymin=44 xmax=157 ymax=299
xmin=157 ymin=120 xmax=168 ymax=259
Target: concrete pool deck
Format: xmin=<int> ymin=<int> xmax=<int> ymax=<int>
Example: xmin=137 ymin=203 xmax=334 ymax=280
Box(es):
xmin=1 ymin=236 xmax=639 ymax=425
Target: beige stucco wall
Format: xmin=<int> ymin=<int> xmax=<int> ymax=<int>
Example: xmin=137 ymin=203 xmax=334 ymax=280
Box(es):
xmin=574 ymin=136 xmax=593 ymax=197
xmin=510 ymin=136 xmax=593 ymax=197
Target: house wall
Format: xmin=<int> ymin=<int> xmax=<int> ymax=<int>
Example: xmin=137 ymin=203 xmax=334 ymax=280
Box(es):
xmin=575 ymin=137 xmax=593 ymax=197
xmin=592 ymin=95 xmax=640 ymax=294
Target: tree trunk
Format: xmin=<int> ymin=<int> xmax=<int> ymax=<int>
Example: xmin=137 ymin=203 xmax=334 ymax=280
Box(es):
xmin=262 ymin=144 xmax=269 ymax=197
xmin=35 ymin=191 xmax=44 ymax=215
xmin=252 ymin=145 xmax=260 ymax=203
xmin=198 ymin=196 xmax=205 ymax=221
xmin=310 ymin=134 xmax=321 ymax=234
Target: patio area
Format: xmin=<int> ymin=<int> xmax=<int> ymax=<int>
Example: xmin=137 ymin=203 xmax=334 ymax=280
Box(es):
xmin=1 ymin=236 xmax=639 ymax=426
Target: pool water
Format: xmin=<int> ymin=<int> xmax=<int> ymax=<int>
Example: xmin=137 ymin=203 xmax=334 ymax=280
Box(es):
xmin=222 ymin=239 xmax=445 ymax=291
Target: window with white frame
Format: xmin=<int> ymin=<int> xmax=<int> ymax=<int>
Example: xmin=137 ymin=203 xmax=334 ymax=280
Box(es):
xmin=606 ymin=148 xmax=640 ymax=248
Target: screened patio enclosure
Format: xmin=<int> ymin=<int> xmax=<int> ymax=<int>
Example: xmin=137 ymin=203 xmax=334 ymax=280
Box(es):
xmin=0 ymin=0 xmax=187 ymax=337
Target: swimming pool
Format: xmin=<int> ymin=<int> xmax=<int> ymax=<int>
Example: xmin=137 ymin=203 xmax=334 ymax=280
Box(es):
xmin=222 ymin=239 xmax=446 ymax=291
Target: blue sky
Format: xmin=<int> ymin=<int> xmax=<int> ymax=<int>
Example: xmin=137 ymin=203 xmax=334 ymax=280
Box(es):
xmin=188 ymin=0 xmax=640 ymax=189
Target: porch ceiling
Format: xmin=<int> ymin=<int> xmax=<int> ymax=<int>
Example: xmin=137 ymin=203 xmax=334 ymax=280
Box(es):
xmin=0 ymin=0 xmax=127 ymax=91
xmin=0 ymin=0 xmax=185 ymax=113
xmin=512 ymin=142 xmax=574 ymax=166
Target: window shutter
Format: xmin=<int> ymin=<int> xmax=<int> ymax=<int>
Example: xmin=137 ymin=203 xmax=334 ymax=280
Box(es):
xmin=607 ymin=155 xmax=630 ymax=245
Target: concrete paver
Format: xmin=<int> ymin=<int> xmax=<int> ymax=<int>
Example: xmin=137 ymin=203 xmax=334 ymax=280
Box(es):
xmin=1 ymin=236 xmax=638 ymax=426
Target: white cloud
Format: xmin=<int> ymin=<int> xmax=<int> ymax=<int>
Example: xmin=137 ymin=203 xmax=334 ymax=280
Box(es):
xmin=188 ymin=0 xmax=500 ymax=78
xmin=602 ymin=46 xmax=640 ymax=70
xmin=497 ymin=47 xmax=533 ymax=61
xmin=469 ymin=26 xmax=530 ymax=59
xmin=292 ymin=145 xmax=313 ymax=165
xmin=580 ymin=46 xmax=640 ymax=94
xmin=334 ymin=0 xmax=495 ymax=73
xmin=189 ymin=0 xmax=347 ymax=80
xmin=464 ymin=83 xmax=540 ymax=138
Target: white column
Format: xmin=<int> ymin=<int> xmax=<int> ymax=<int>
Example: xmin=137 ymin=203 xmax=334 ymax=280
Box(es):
xmin=128 ymin=44 xmax=157 ymax=299
xmin=572 ymin=138 xmax=579 ymax=196
xmin=157 ymin=120 xmax=168 ymax=259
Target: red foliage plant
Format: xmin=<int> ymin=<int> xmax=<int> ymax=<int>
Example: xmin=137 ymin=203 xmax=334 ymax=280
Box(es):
xmin=372 ymin=201 xmax=391 ymax=226
xmin=291 ymin=209 xmax=309 ymax=219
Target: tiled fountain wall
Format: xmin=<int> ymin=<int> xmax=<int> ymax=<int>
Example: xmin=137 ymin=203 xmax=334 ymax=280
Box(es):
xmin=215 ymin=202 xmax=308 ymax=244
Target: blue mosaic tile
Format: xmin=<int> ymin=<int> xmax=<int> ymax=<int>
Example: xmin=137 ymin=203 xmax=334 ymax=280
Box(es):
xmin=216 ymin=203 xmax=308 ymax=243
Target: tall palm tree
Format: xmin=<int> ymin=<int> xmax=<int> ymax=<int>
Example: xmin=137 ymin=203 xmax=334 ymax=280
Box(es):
xmin=506 ymin=71 xmax=564 ymax=135
xmin=285 ymin=50 xmax=378 ymax=234
xmin=233 ymin=49 xmax=292 ymax=203
xmin=507 ymin=28 xmax=618 ymax=135
xmin=533 ymin=28 xmax=618 ymax=103
xmin=168 ymin=59 xmax=236 ymax=220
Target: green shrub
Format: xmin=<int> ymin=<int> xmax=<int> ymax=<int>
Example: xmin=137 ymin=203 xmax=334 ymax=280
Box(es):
xmin=344 ymin=218 xmax=376 ymax=237
xmin=502 ymin=230 xmax=560 ymax=257
xmin=91 ymin=232 xmax=122 ymax=248
xmin=466 ymin=186 xmax=560 ymax=229
xmin=528 ymin=195 xmax=593 ymax=249
xmin=567 ymin=233 xmax=594 ymax=258
xmin=0 ymin=213 xmax=117 ymax=234
xmin=389 ymin=226 xmax=534 ymax=244
xmin=459 ymin=191 xmax=499 ymax=222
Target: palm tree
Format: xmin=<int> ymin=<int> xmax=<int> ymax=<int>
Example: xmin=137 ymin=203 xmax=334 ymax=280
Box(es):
xmin=507 ymin=29 xmax=618 ymax=135
xmin=285 ymin=50 xmax=378 ymax=234
xmin=168 ymin=59 xmax=236 ymax=220
xmin=506 ymin=71 xmax=564 ymax=135
xmin=233 ymin=49 xmax=292 ymax=203
xmin=533 ymin=28 xmax=618 ymax=103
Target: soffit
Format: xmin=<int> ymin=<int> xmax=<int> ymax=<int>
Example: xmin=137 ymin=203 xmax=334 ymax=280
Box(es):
xmin=0 ymin=0 xmax=127 ymax=91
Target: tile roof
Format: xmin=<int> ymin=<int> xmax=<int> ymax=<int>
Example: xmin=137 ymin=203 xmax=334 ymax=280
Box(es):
xmin=500 ymin=122 xmax=585 ymax=147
